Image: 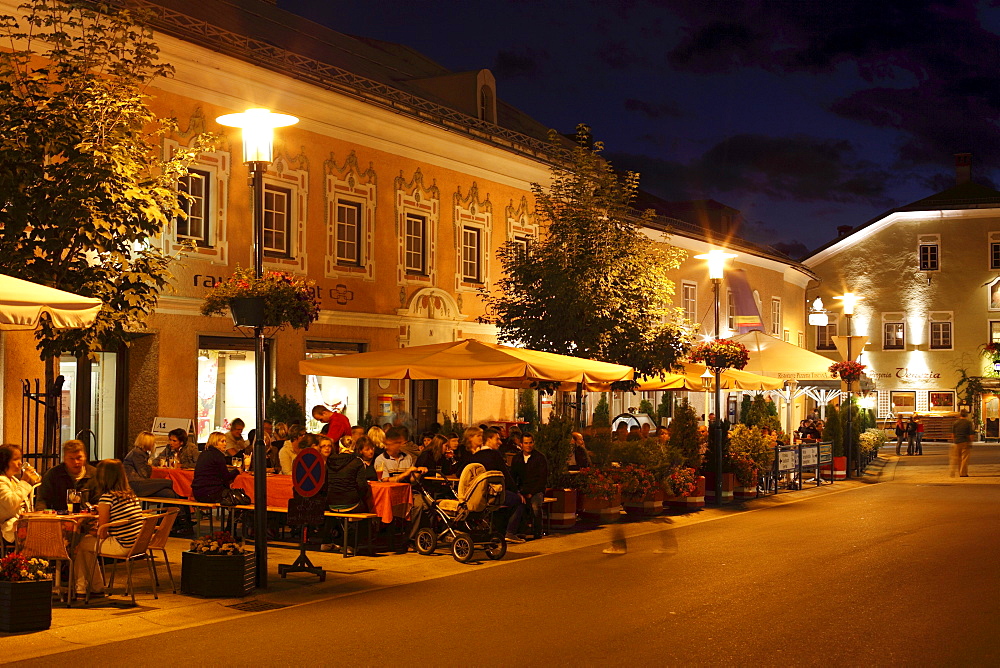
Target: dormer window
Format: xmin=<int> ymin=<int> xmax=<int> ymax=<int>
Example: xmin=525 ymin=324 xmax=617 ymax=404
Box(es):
xmin=479 ymin=85 xmax=495 ymax=123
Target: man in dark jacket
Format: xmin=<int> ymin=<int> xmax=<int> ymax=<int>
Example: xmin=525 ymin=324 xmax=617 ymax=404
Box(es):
xmin=36 ymin=440 xmax=96 ymax=511
xmin=471 ymin=428 xmax=525 ymax=543
xmin=510 ymin=433 xmax=548 ymax=540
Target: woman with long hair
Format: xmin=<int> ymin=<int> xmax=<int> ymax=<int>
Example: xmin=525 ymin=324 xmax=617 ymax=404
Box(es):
xmin=0 ymin=444 xmax=39 ymax=545
xmin=74 ymin=459 xmax=144 ymax=596
xmin=453 ymin=426 xmax=483 ymax=472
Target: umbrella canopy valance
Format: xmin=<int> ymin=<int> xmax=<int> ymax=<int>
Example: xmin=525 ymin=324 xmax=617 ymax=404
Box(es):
xmin=490 ymin=362 xmax=782 ymax=392
xmin=727 ymin=330 xmax=838 ymax=384
xmin=298 ymin=339 xmax=635 ymax=384
xmin=0 ymin=274 xmax=102 ymax=331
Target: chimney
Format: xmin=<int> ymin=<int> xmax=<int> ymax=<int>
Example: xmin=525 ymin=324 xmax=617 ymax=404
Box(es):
xmin=955 ymin=153 xmax=972 ymax=185
xmin=837 ymin=225 xmax=853 ymax=238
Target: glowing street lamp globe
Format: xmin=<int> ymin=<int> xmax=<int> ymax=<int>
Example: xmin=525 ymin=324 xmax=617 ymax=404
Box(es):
xmin=216 ymin=108 xmax=299 ymax=164
xmin=694 ymin=249 xmax=738 ymax=280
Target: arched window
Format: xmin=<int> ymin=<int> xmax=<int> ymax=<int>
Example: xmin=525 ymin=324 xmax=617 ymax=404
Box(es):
xmin=479 ymin=85 xmax=495 ymax=123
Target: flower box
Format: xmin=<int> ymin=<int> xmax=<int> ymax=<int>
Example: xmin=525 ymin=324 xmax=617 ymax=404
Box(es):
xmin=664 ymin=475 xmax=706 ymax=509
xmin=704 ymin=472 xmax=736 ymax=504
xmin=623 ymin=489 xmax=664 ymax=516
xmin=734 ymin=484 xmax=758 ymax=500
xmin=181 ymin=551 xmax=255 ymax=598
xmin=0 ymin=579 xmax=53 ymax=632
xmin=578 ymin=488 xmax=621 ymax=524
xmin=547 ymin=488 xmax=577 ymax=530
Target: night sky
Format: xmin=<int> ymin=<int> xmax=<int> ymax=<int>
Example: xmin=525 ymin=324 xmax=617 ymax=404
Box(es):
xmin=278 ymin=0 xmax=1000 ymax=257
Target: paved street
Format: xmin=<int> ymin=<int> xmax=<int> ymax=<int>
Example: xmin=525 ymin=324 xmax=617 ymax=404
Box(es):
xmin=8 ymin=443 xmax=999 ymax=667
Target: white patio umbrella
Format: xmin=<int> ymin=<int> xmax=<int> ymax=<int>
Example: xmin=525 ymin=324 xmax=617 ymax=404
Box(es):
xmin=0 ymin=274 xmax=102 ymax=331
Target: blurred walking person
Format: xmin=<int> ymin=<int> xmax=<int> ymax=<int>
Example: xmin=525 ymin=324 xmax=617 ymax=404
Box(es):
xmin=950 ymin=410 xmax=974 ymax=477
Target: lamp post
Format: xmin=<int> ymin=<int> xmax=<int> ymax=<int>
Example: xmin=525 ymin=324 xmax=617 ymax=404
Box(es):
xmin=834 ymin=291 xmax=861 ymax=479
xmin=694 ymin=249 xmax=737 ymax=504
xmin=216 ymin=108 xmax=298 ymax=588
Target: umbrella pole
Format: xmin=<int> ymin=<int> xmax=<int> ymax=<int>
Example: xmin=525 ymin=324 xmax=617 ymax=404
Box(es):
xmin=469 ymin=379 xmax=475 ymax=427
xmin=576 ymin=384 xmax=584 ymax=430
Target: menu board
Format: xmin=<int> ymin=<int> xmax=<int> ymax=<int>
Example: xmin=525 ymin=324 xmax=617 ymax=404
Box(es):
xmin=800 ymin=445 xmax=818 ymax=467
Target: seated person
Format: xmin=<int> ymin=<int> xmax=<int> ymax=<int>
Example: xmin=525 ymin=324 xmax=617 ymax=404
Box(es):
xmin=36 ymin=439 xmax=96 ymax=511
xmin=224 ymin=418 xmax=247 ymax=456
xmin=567 ymin=432 xmax=591 ymax=470
xmin=640 ymin=423 xmax=652 ymax=439
xmin=192 ymin=432 xmax=241 ymax=503
xmin=470 ymin=428 xmax=525 ymax=544
xmin=278 ymin=425 xmax=307 ymax=475
xmin=0 ymin=444 xmax=41 ymax=545
xmin=613 ymin=423 xmax=629 ymax=442
xmin=73 ymin=459 xmax=144 ymax=596
xmin=454 ymin=426 xmax=482 ymax=471
xmin=350 ymin=425 xmax=366 ymax=445
xmin=167 ymin=428 xmax=200 ymax=469
xmin=510 ymin=433 xmax=549 ymax=540
xmin=415 ymin=434 xmax=458 ymax=478
xmin=320 ymin=435 xmax=376 ymax=553
xmin=354 ymin=436 xmax=377 ymax=472
xmin=373 ymin=428 xmax=415 ymax=481
xmin=626 ymin=425 xmax=642 ymax=441
xmin=123 ymin=431 xmax=182 ymax=499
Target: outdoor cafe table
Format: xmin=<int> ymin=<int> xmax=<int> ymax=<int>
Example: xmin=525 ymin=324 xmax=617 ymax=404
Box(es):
xmin=368 ymin=481 xmax=412 ymax=523
xmin=151 ymin=466 xmax=194 ymax=498
xmin=15 ymin=512 xmax=97 ymax=600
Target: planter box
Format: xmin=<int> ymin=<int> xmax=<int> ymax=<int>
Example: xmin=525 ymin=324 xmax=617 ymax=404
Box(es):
xmin=547 ymin=488 xmax=577 ymax=530
xmin=578 ymin=490 xmax=621 ymax=524
xmin=734 ymin=485 xmax=758 ymax=500
xmin=704 ymin=472 xmax=736 ymax=504
xmin=181 ymin=551 xmax=255 ymax=598
xmin=623 ymin=489 xmax=664 ymax=516
xmin=664 ymin=475 xmax=706 ymax=509
xmin=821 ymin=457 xmax=847 ymax=481
xmin=0 ymin=579 xmax=52 ymax=633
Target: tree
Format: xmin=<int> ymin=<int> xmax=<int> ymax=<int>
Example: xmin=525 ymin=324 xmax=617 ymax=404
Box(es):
xmin=0 ymin=0 xmax=215 ymax=364
xmin=483 ymin=124 xmax=691 ymax=379
xmin=517 ymin=389 xmax=539 ymax=430
xmin=637 ymin=398 xmax=655 ymax=418
xmin=825 ymin=402 xmax=843 ymax=456
xmin=667 ymin=399 xmax=702 ymax=470
xmin=592 ymin=394 xmax=610 ymax=428
xmin=739 ymin=395 xmax=753 ymax=425
xmin=656 ymin=392 xmax=672 ymax=424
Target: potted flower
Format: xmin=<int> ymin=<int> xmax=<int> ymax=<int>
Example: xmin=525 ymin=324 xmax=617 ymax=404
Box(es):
xmin=0 ymin=553 xmax=52 ymax=633
xmin=201 ymin=266 xmax=322 ymax=329
xmin=662 ymin=466 xmax=705 ymax=509
xmin=613 ymin=464 xmax=662 ymax=517
xmin=829 ymin=360 xmax=866 ymax=383
xmin=569 ymin=468 xmax=621 ymax=524
xmin=181 ymin=531 xmax=255 ymax=598
xmin=689 ymin=338 xmax=750 ymax=371
xmin=727 ymin=424 xmax=776 ymax=500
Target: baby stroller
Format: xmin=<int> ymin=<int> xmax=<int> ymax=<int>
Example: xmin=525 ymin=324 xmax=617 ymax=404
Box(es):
xmin=413 ymin=463 xmax=507 ymax=563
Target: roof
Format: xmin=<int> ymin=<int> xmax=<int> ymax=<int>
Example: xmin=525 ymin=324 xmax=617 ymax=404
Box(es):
xmin=804 ymin=179 xmax=1000 ymax=262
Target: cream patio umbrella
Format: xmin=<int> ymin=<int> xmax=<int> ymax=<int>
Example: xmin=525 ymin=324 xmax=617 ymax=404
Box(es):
xmin=0 ymin=274 xmax=102 ymax=330
xmin=727 ymin=330 xmax=835 ymax=382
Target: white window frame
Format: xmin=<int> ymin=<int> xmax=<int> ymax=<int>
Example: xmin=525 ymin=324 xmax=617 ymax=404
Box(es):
xmin=395 ymin=169 xmax=439 ymax=286
xmin=991 ymin=240 xmax=1000 ymax=270
xmin=454 ymin=182 xmax=492 ymax=292
xmin=325 ymin=151 xmax=376 ymax=281
xmin=681 ymin=281 xmax=697 ymax=326
xmin=883 ymin=322 xmax=905 ymax=350
xmin=461 ymin=226 xmax=482 ymax=283
xmin=335 ymin=200 xmax=363 ymax=266
xmin=404 ymin=213 xmax=428 ymax=275
xmin=817 ymin=321 xmax=837 ymax=350
xmin=263 ymin=183 xmax=292 ymax=258
xmin=928 ymin=311 xmax=953 ymax=350
xmin=162 ymin=139 xmax=230 ymax=265
xmin=770 ymin=298 xmax=782 ymax=337
xmin=726 ymin=289 xmax=735 ymax=332
xmin=176 ymin=167 xmax=211 ymax=247
xmin=918 ymin=234 xmax=940 ymax=272
xmin=262 ymin=156 xmax=309 ymax=274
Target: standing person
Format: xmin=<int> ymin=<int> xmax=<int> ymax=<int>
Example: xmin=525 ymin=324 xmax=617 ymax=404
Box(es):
xmin=510 ymin=433 xmax=548 ymax=540
xmin=914 ymin=417 xmax=924 ymax=455
xmin=950 ymin=409 xmax=975 ymax=477
xmin=906 ymin=416 xmax=918 ymax=456
xmin=470 ymin=428 xmax=525 ymax=544
xmin=167 ymin=429 xmax=200 ymax=469
xmin=36 ymin=440 xmax=96 ymax=511
xmin=894 ymin=417 xmax=906 ymax=456
xmin=73 ymin=459 xmax=143 ymax=597
xmin=0 ymin=444 xmax=40 ymax=545
xmin=224 ymin=418 xmax=247 ymax=456
xmin=312 ymin=405 xmax=351 ymax=446
xmin=388 ymin=397 xmax=414 ymax=434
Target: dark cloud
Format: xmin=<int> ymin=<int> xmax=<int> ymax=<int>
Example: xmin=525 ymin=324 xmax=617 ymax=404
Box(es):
xmin=493 ymin=48 xmax=546 ymax=78
xmin=623 ymin=98 xmax=682 ymax=119
xmin=771 ymin=240 xmax=810 ymax=260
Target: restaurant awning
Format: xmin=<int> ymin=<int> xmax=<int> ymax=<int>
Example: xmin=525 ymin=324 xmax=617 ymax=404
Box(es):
xmin=298 ymin=338 xmax=635 ymax=384
xmin=490 ymin=362 xmax=782 ymax=392
xmin=0 ymin=274 xmax=102 ymax=331
xmin=727 ymin=330 xmax=837 ymax=384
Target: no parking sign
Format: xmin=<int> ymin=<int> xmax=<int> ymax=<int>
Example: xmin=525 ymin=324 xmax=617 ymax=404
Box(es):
xmin=292 ymin=447 xmax=326 ymax=498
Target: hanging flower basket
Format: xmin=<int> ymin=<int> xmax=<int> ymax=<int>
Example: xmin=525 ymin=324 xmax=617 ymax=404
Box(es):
xmin=688 ymin=338 xmax=750 ymax=371
xmin=829 ymin=360 xmax=866 ymax=383
xmin=201 ymin=266 xmax=321 ymax=330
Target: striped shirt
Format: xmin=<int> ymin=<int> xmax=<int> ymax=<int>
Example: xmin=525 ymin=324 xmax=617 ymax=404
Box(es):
xmin=99 ymin=493 xmax=143 ymax=548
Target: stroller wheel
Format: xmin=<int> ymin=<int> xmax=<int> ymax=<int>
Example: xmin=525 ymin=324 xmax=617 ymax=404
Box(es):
xmin=484 ymin=532 xmax=507 ymax=560
xmin=415 ymin=527 xmax=437 ymax=555
xmin=451 ymin=532 xmax=475 ymax=563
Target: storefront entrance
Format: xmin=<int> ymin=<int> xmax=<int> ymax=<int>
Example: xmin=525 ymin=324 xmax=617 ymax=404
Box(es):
xmin=197 ymin=336 xmax=272 ymax=443
xmin=411 ymin=379 xmax=438 ymax=434
xmin=304 ymin=340 xmax=365 ymax=432
xmin=59 ymin=351 xmax=124 ymax=461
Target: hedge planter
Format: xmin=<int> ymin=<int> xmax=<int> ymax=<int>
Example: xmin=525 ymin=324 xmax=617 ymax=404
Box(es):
xmin=578 ymin=489 xmax=622 ymax=524
xmin=0 ymin=579 xmax=53 ymax=633
xmin=547 ymin=488 xmax=577 ymax=530
xmin=821 ymin=457 xmax=848 ymax=481
xmin=181 ymin=551 xmax=255 ymax=598
xmin=664 ymin=475 xmax=706 ymax=509
xmin=704 ymin=472 xmax=736 ymax=504
xmin=623 ymin=489 xmax=664 ymax=517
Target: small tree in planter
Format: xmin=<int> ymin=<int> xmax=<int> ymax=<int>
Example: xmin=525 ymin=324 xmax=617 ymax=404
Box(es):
xmin=611 ymin=463 xmax=661 ymax=516
xmin=663 ymin=466 xmax=698 ymax=498
xmin=637 ymin=399 xmax=655 ymax=419
xmin=267 ymin=391 xmax=305 ymax=426
xmin=656 ymin=392 xmax=672 ymax=425
xmin=535 ymin=413 xmax=576 ymax=529
xmin=592 ymin=394 xmax=611 ymax=428
xmin=728 ymin=424 xmax=776 ymax=496
xmin=0 ymin=554 xmax=52 ymax=633
xmin=517 ymin=389 xmax=539 ymax=431
xmin=667 ymin=400 xmax=702 ymax=470
xmin=568 ymin=467 xmax=621 ymax=523
xmin=201 ymin=266 xmax=321 ymax=329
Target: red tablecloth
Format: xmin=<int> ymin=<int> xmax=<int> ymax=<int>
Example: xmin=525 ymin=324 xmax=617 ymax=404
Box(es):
xmin=151 ymin=467 xmax=194 ymax=499
xmin=368 ymin=482 xmax=412 ymax=524
xmin=232 ymin=473 xmax=294 ymax=507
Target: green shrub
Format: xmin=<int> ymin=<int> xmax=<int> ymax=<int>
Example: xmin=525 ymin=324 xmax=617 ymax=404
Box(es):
xmin=592 ymin=394 xmax=610 ymax=427
xmin=535 ymin=412 xmax=574 ymax=487
xmin=266 ymin=391 xmax=304 ymax=426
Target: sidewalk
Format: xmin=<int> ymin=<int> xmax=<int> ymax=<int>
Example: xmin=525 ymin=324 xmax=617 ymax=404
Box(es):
xmin=8 ymin=450 xmax=975 ymax=663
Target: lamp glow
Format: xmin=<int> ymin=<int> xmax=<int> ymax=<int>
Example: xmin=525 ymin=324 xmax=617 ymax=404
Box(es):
xmin=694 ymin=249 xmax=738 ymax=280
xmin=834 ymin=292 xmax=861 ymax=315
xmin=216 ymin=108 xmax=299 ymax=164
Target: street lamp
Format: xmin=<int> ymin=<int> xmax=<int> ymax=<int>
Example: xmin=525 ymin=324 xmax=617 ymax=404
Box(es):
xmin=834 ymin=291 xmax=861 ymax=479
xmin=216 ymin=108 xmax=298 ymax=588
xmin=694 ymin=249 xmax=737 ymax=504
xmin=700 ymin=367 xmax=714 ymax=429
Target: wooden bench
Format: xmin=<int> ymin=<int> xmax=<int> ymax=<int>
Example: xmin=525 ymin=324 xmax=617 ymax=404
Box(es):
xmin=231 ymin=505 xmax=380 ymax=558
xmin=138 ymin=497 xmax=221 ymax=536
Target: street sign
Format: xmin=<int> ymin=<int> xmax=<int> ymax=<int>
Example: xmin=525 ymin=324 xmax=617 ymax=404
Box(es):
xmin=800 ymin=445 xmax=818 ymax=467
xmin=292 ymin=447 xmax=326 ymax=498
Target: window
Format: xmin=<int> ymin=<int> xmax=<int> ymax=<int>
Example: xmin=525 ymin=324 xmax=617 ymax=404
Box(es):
xmin=991 ymin=321 xmax=1000 ymax=343
xmin=991 ymin=242 xmax=1000 ymax=270
xmin=726 ymin=289 xmax=735 ymax=331
xmin=770 ymin=298 xmax=782 ymax=336
xmin=919 ymin=243 xmax=939 ymax=271
xmin=930 ymin=321 xmax=952 ymax=349
xmin=177 ymin=168 xmax=210 ymax=246
xmin=335 ymin=201 xmax=362 ymax=266
xmin=461 ymin=226 xmax=482 ymax=282
xmin=817 ymin=323 xmax=837 ymax=350
xmin=263 ymin=184 xmax=292 ymax=257
xmin=783 ymin=329 xmax=790 ymax=342
xmin=511 ymin=236 xmax=530 ymax=258
xmin=404 ymin=213 xmax=427 ymax=275
xmin=797 ymin=331 xmax=804 ymax=348
xmin=682 ymin=282 xmax=697 ymax=325
xmin=883 ymin=322 xmax=905 ymax=350
xmin=479 ymin=85 xmax=495 ymax=123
